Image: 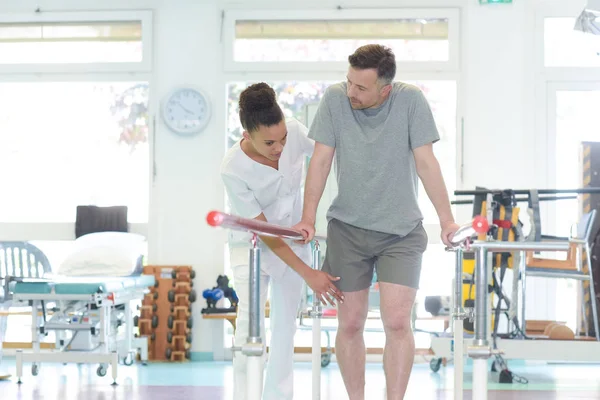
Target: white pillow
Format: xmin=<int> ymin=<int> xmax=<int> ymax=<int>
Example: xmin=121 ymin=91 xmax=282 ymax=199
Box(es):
xmin=58 ymin=232 xmax=146 ymax=277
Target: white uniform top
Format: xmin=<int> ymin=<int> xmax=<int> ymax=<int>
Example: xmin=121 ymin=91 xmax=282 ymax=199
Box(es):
xmin=221 ymin=118 xmax=315 ymax=278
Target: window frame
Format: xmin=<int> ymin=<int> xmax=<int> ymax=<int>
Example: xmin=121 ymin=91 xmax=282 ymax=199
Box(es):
xmin=533 ymin=2 xmax=600 ymax=325
xmin=0 ymin=11 xmax=153 ymax=74
xmin=220 ymin=11 xmax=463 ymax=358
xmin=222 ymin=8 xmax=460 ymax=73
xmin=536 ymin=6 xmax=600 ymax=80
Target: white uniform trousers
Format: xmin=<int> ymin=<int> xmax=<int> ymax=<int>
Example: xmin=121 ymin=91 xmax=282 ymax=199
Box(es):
xmin=232 ymin=262 xmax=304 ymax=400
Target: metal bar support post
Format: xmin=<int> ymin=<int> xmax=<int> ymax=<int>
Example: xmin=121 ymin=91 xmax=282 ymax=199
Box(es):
xmin=310 ymin=240 xmax=323 ymax=400
xmin=245 ymin=234 xmax=264 ymax=400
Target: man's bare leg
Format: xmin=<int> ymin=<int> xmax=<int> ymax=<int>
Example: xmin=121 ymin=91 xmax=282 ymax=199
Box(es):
xmin=379 ymin=282 xmax=417 ymax=400
xmin=335 ymin=288 xmax=370 ymax=400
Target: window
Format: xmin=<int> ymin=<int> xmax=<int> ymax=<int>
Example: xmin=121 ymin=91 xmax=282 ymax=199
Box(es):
xmin=226 ymin=81 xmax=335 ymax=149
xmin=0 ymin=21 xmax=142 ymax=64
xmin=222 ymin=9 xmax=460 ymax=355
xmin=547 ymin=85 xmax=600 ymax=332
xmin=0 ymin=81 xmax=150 ymax=223
xmin=544 ymin=17 xmax=600 ymax=67
xmin=0 ymin=11 xmax=152 ymax=72
xmin=224 ymin=9 xmax=460 ymax=72
xmin=234 ymin=19 xmax=450 ymax=63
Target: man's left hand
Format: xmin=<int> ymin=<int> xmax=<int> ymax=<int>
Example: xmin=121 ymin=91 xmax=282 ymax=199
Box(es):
xmin=440 ymin=220 xmax=460 ymax=247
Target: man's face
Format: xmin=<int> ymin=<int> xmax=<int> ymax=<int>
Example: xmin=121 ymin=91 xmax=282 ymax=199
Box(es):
xmin=346 ymin=67 xmax=390 ymax=109
xmin=244 ymin=120 xmax=288 ymax=162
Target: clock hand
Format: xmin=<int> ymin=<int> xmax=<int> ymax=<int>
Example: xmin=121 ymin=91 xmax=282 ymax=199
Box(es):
xmin=178 ymin=103 xmax=194 ymax=115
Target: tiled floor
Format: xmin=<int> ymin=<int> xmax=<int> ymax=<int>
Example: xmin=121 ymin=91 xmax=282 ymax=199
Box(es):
xmin=0 ymin=358 xmax=600 ymax=399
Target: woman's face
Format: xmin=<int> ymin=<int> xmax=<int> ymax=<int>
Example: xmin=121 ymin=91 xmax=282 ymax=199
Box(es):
xmin=244 ymin=120 xmax=288 ymax=162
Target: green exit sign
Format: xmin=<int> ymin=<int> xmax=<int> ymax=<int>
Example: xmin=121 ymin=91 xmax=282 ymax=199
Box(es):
xmin=479 ymin=0 xmax=512 ymax=3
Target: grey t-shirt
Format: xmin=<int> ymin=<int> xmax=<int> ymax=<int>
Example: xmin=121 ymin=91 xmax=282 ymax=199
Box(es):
xmin=308 ymin=81 xmax=440 ymax=236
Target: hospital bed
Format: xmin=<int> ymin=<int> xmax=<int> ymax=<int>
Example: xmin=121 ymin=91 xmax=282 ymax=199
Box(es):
xmin=7 ymin=273 xmax=154 ymax=384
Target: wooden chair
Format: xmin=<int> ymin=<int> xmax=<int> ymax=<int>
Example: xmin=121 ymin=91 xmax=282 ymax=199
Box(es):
xmin=523 ymin=210 xmax=599 ymax=340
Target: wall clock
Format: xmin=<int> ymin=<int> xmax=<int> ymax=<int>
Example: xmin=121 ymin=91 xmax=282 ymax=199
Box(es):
xmin=162 ymin=87 xmax=211 ymax=136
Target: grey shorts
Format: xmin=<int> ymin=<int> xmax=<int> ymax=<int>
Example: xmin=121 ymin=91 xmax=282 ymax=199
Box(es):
xmin=321 ymin=218 xmax=428 ymax=292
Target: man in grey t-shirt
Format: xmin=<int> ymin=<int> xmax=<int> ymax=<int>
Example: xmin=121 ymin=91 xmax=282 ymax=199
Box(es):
xmin=294 ymin=45 xmax=459 ymax=399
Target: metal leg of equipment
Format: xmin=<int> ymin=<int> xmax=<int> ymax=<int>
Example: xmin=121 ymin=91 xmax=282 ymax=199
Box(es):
xmin=310 ymin=241 xmax=322 ymax=400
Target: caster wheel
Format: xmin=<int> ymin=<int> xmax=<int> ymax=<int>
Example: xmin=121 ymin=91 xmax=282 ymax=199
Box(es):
xmin=97 ymin=365 xmax=107 ymax=377
xmin=190 ymin=270 xmax=196 ymax=279
xmin=186 ymin=332 xmax=193 ymax=344
xmin=151 ymin=315 xmax=159 ymax=329
xmin=133 ymin=315 xmax=139 ymax=327
xmin=320 ymin=353 xmax=330 ymax=368
xmin=166 ymin=348 xmax=172 ymax=360
xmin=167 ymin=315 xmax=174 ymax=330
xmin=123 ymin=354 xmax=134 ymax=366
xmin=429 ymin=358 xmax=442 ymax=373
xmin=168 ymin=290 xmax=175 ymax=303
xmin=187 ymin=316 xmax=193 ymax=329
xmin=189 ymin=290 xmax=197 ymax=303
xmin=31 ymin=364 xmax=39 ymax=376
xmin=167 ymin=331 xmax=173 ymax=344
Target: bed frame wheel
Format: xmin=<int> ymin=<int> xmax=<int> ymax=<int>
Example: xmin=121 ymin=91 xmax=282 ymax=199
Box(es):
xmin=31 ymin=364 xmax=39 ymax=376
xmin=123 ymin=354 xmax=134 ymax=366
xmin=429 ymin=358 xmax=442 ymax=373
xmin=97 ymin=364 xmax=107 ymax=377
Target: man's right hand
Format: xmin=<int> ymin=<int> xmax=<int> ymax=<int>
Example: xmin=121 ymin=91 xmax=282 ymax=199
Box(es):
xmin=303 ymin=269 xmax=344 ymax=306
xmin=293 ymin=220 xmax=316 ymax=244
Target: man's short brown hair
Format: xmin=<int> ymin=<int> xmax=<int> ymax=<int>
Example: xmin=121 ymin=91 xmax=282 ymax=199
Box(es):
xmin=348 ymin=44 xmax=396 ymax=85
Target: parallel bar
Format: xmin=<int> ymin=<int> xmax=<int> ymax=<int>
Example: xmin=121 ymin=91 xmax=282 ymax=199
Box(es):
xmin=448 ymin=216 xmax=489 ymax=248
xmin=454 ymin=188 xmax=600 ymax=196
xmin=470 ymin=240 xmax=570 ymax=252
xmin=207 ymin=210 xmax=304 ymax=240
xmin=451 ymin=195 xmax=577 ymax=205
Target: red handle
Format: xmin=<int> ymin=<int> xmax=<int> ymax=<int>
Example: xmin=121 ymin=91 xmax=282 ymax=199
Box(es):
xmin=472 ymin=215 xmax=489 ymax=234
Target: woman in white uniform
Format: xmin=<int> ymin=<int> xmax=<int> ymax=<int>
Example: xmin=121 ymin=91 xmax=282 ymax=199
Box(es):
xmin=220 ymin=83 xmax=344 ymax=400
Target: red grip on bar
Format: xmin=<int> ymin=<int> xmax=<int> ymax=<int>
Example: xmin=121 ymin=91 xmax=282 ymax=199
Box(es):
xmin=472 ymin=215 xmax=489 ymax=234
xmin=206 ymin=210 xmax=223 ymax=227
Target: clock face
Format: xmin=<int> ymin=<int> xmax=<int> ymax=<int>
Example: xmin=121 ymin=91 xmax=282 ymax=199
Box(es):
xmin=162 ymin=87 xmax=211 ymax=135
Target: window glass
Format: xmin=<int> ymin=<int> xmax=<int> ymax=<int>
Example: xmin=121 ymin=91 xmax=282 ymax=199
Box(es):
xmin=0 ymin=82 xmax=150 ymax=223
xmin=544 ymin=17 xmax=600 ymax=67
xmin=0 ymin=21 xmax=143 ymax=64
xmin=234 ymin=19 xmax=449 ymax=63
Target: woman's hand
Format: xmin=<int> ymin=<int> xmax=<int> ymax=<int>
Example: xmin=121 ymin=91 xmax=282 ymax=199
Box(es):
xmin=303 ymin=270 xmax=344 ymax=306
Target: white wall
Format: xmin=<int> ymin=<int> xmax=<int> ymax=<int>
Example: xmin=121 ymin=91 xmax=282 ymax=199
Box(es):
xmin=0 ymin=0 xmax=587 ymax=357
